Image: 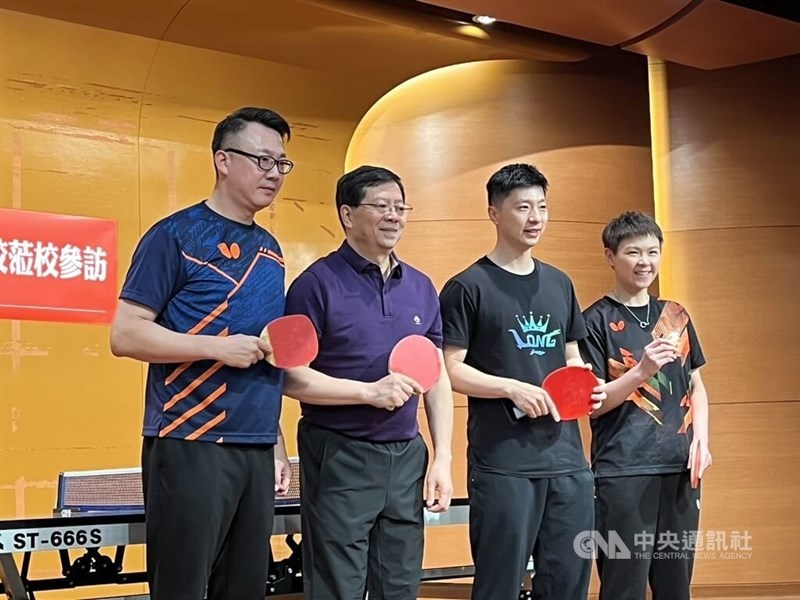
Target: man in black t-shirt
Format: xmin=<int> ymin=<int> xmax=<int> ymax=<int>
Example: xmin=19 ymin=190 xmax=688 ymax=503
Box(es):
xmin=440 ymin=164 xmax=604 ymax=600
xmin=579 ymin=212 xmax=712 ymax=600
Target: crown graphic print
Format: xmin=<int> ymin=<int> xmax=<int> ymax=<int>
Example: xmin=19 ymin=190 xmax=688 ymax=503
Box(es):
xmin=508 ymin=311 xmax=562 ymax=356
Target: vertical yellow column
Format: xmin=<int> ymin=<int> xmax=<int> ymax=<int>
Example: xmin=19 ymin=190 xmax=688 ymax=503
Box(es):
xmin=648 ymin=57 xmax=675 ymax=294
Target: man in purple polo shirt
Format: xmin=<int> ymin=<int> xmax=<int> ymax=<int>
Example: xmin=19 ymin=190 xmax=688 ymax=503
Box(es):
xmin=284 ymin=165 xmax=454 ymax=600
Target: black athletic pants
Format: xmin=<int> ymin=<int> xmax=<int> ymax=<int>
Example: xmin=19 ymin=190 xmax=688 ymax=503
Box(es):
xmin=468 ymin=468 xmax=594 ymax=600
xmin=595 ymin=473 xmax=701 ymax=600
xmin=142 ymin=436 xmax=275 ymax=600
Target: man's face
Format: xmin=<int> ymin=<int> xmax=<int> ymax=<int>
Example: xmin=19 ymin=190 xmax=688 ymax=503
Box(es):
xmin=341 ymin=182 xmax=407 ymax=253
xmin=606 ymin=234 xmax=662 ymax=292
xmin=216 ymin=121 xmax=287 ymax=213
xmin=488 ymin=186 xmax=548 ymax=250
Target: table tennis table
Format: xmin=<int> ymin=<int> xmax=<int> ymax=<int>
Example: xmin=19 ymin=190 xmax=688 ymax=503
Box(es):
xmin=0 ymin=465 xmax=476 ymax=600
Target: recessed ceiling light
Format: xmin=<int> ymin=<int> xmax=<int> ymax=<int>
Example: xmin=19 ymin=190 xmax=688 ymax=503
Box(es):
xmin=472 ymin=15 xmax=497 ymax=26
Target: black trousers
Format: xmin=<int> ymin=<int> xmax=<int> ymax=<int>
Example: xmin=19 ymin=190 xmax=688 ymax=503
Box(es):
xmin=141 ymin=436 xmax=275 ymax=600
xmin=468 ymin=468 xmax=594 ymax=600
xmin=298 ymin=420 xmax=428 ymax=600
xmin=595 ymin=473 xmax=701 ymax=600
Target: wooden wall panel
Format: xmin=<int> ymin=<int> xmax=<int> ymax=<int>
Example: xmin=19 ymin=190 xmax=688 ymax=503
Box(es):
xmin=659 ymin=55 xmax=800 ymax=589
xmin=693 ymin=402 xmax=800 ymax=584
xmin=423 ymin=525 xmax=473 ymax=571
xmin=667 ymin=55 xmax=800 ymax=231
xmin=397 ymin=220 xmax=495 ymax=291
xmin=663 ymin=227 xmax=798 ymax=404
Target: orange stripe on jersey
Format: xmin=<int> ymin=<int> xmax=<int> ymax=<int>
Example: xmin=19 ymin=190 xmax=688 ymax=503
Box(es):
xmin=184 ymin=251 xmax=282 ymax=335
xmin=185 ymin=411 xmax=227 ymax=441
xmin=181 ymin=252 xmax=238 ymax=285
xmin=225 ymin=251 xmax=285 ymax=300
xmin=159 ymin=383 xmax=227 ymax=438
xmin=166 ymin=363 xmax=191 ymax=387
xmin=226 ymin=255 xmax=260 ymax=299
xmin=188 ymin=300 xmax=228 ymax=335
xmin=165 ymin=328 xmax=229 ymax=386
xmin=164 ymin=361 xmax=224 ymax=411
xmin=266 ymin=249 xmax=284 ymax=266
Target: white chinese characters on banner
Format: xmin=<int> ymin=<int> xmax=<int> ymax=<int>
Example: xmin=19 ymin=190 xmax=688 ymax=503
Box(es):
xmin=0 ymin=238 xmax=108 ymax=282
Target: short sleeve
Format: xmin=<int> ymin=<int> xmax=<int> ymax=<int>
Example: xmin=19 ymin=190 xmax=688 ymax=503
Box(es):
xmin=285 ymin=271 xmax=326 ymax=338
xmin=686 ymin=318 xmax=706 ymax=370
xmin=424 ymin=282 xmax=444 ymax=348
xmin=566 ymin=282 xmax=588 ymax=343
xmin=579 ymin=311 xmax=609 ymax=381
xmin=119 ymin=223 xmax=185 ymax=315
xmin=439 ymin=279 xmax=476 ymax=350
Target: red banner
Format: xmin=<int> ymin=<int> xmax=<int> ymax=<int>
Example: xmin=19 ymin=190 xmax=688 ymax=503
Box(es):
xmin=0 ymin=208 xmax=117 ymax=324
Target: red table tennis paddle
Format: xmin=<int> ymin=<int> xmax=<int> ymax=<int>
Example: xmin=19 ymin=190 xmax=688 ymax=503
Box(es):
xmin=388 ymin=335 xmax=441 ymax=393
xmin=541 ymin=365 xmax=598 ymax=420
xmin=260 ymin=314 xmax=318 ymax=369
xmin=689 ymin=438 xmax=702 ymax=489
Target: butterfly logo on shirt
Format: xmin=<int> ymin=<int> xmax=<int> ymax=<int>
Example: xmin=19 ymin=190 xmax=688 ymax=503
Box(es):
xmin=609 ymin=320 xmax=626 ymax=332
xmin=217 ymin=242 xmax=241 ymax=259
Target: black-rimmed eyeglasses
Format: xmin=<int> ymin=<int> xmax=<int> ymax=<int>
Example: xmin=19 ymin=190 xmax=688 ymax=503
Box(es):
xmin=224 ymin=148 xmax=294 ymax=174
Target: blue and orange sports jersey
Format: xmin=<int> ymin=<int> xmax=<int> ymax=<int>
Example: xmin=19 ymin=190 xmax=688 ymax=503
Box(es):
xmin=120 ymin=201 xmax=285 ymax=444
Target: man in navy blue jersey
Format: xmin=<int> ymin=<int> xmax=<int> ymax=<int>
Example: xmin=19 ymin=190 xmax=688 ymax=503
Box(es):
xmin=111 ymin=107 xmax=293 ymax=600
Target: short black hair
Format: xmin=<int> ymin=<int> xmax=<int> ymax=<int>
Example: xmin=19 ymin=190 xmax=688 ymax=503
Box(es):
xmin=486 ymin=163 xmax=549 ymax=206
xmin=211 ymin=107 xmax=291 ymax=153
xmin=335 ymin=165 xmax=405 ymax=215
xmin=602 ymin=211 xmax=664 ymax=253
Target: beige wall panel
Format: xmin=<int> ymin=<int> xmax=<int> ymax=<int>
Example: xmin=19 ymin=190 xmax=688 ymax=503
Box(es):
xmin=657 ymin=55 xmax=800 ymax=590
xmin=667 ymin=56 xmax=800 ymax=232
xmin=397 ymin=220 xmax=495 ymax=292
xmin=378 ymin=144 xmax=654 ymax=226
xmin=423 ymin=525 xmax=473 ymax=571
xmin=692 ymin=401 xmax=800 ymax=585
xmin=662 ymin=227 xmax=798 ymax=404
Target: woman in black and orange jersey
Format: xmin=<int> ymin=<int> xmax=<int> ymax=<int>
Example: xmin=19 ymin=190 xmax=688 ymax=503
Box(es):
xmin=580 ymin=211 xmax=712 ymax=600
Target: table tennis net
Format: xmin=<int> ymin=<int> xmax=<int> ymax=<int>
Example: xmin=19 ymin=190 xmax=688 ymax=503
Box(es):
xmin=56 ymin=458 xmax=301 ymax=513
